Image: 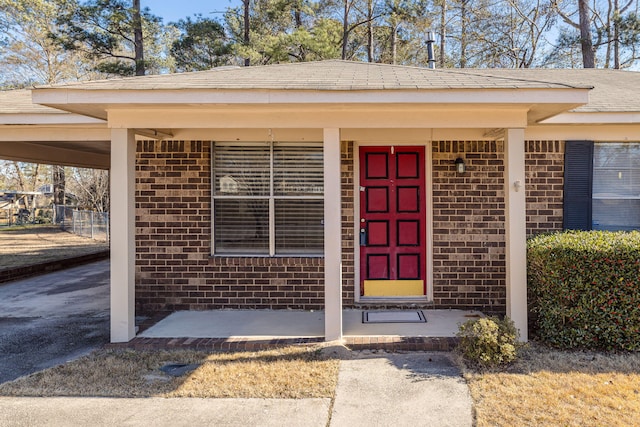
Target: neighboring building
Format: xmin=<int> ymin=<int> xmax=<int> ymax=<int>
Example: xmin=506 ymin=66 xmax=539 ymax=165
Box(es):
xmin=1 ymin=61 xmax=639 ymax=342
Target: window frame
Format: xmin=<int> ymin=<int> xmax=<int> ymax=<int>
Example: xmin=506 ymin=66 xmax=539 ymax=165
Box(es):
xmin=211 ymin=141 xmax=324 ymax=257
xmin=564 ymin=140 xmax=640 ymax=232
xmin=592 ymin=142 xmax=640 ymax=231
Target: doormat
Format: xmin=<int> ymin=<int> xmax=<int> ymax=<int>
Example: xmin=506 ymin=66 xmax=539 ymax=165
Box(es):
xmin=362 ymin=310 xmax=427 ymax=324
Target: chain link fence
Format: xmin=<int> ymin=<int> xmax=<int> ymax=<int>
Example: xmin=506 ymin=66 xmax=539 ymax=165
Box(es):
xmin=54 ymin=205 xmax=110 ymax=242
xmin=0 ymin=207 xmax=54 ymax=226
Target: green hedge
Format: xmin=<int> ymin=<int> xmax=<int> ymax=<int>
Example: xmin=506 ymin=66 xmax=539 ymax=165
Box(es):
xmin=528 ymin=231 xmax=640 ymax=351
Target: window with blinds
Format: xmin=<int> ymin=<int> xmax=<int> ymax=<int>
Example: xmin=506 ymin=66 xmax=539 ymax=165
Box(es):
xmin=592 ymin=143 xmax=640 ymax=231
xmin=212 ymin=142 xmax=324 ymax=255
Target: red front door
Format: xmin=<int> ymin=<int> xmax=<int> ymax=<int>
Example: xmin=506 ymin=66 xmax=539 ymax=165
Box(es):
xmin=359 ymin=146 xmax=427 ymax=296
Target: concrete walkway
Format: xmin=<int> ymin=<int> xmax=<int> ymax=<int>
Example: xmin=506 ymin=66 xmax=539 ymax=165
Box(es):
xmin=331 ymin=351 xmax=472 ymax=427
xmin=0 ymin=351 xmax=473 ymax=427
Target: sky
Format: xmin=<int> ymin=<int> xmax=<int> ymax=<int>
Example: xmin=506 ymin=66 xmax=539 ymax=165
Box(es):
xmin=142 ymin=0 xmax=242 ymax=24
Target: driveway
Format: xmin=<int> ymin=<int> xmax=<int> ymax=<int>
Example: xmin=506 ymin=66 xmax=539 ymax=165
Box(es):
xmin=0 ymin=260 xmax=109 ymax=384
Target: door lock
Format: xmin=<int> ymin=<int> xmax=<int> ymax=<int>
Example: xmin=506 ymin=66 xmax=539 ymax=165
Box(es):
xmin=360 ymin=228 xmax=367 ymax=246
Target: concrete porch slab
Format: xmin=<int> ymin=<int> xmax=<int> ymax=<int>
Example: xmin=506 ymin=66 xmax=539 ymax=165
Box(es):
xmin=138 ymin=309 xmax=482 ymax=340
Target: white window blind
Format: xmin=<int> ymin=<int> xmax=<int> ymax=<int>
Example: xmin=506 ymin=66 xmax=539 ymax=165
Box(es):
xmin=212 ymin=142 xmax=324 ymax=255
xmin=593 ymin=143 xmax=640 ymax=231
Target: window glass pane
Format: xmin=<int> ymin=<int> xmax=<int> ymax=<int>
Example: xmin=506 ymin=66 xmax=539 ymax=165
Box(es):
xmin=213 ymin=144 xmax=270 ymax=196
xmin=274 ymin=143 xmax=324 ymax=196
xmin=275 ymin=199 xmax=324 ymax=254
xmin=593 ymin=143 xmax=640 ymax=198
xmin=214 ymin=199 xmax=269 ymax=254
xmin=593 ymin=199 xmax=640 ymax=231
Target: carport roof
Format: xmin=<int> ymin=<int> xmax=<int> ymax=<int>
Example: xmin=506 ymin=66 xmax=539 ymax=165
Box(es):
xmin=0 ymin=89 xmax=104 ymax=125
xmin=463 ymin=68 xmax=640 ymax=113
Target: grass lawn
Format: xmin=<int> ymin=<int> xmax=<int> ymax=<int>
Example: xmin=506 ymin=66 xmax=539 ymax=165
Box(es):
xmin=0 ymin=346 xmax=339 ymax=399
xmin=0 ymin=225 xmax=108 ymax=270
xmin=0 ymin=340 xmax=637 ymax=427
xmin=462 ymin=343 xmax=640 ymax=427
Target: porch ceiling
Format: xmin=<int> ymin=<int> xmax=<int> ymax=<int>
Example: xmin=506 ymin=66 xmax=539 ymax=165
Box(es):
xmin=0 ymin=140 xmax=110 ymax=169
xmin=0 ymin=90 xmax=110 ymax=168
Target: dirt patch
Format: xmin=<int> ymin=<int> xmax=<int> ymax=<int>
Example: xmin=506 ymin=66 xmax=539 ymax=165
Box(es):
xmin=0 ymin=346 xmax=339 ymax=399
xmin=0 ymin=225 xmax=108 ymax=271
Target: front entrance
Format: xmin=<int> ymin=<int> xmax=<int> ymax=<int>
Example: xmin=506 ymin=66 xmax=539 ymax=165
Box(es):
xmin=359 ymin=146 xmax=427 ymax=297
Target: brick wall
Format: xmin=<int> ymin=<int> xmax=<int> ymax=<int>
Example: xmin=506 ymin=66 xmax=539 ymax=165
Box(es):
xmin=341 ymin=141 xmax=356 ymax=306
xmin=135 ymin=140 xmax=325 ymax=314
xmin=525 ymin=140 xmax=564 ymax=235
xmin=431 ymin=141 xmax=506 ymax=314
xmin=135 ymin=138 xmax=565 ymax=316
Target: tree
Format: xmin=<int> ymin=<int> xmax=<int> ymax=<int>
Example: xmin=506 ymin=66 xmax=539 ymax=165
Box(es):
xmin=0 ymin=0 xmax=94 ymax=88
xmin=553 ymin=0 xmax=640 ymax=68
xmin=170 ymin=16 xmax=233 ymax=71
xmin=577 ymin=0 xmax=596 ymax=67
xmin=66 ymin=167 xmax=110 ymax=212
xmin=0 ymin=161 xmax=49 ymax=215
xmin=52 ymin=0 xmax=163 ymax=76
xmin=225 ymin=0 xmax=341 ymax=64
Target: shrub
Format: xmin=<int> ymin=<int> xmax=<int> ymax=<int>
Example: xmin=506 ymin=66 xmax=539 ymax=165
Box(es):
xmin=456 ymin=316 xmax=519 ymax=369
xmin=528 ymin=230 xmax=640 ymax=351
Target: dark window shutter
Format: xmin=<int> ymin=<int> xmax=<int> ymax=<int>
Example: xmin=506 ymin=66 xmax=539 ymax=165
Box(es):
xmin=563 ymin=140 xmax=594 ymax=230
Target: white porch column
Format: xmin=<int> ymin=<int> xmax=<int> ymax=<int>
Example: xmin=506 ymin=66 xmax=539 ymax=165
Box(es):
xmin=504 ymin=128 xmax=528 ymax=341
xmin=110 ymin=128 xmax=136 ymax=342
xmin=323 ymin=128 xmax=343 ymax=341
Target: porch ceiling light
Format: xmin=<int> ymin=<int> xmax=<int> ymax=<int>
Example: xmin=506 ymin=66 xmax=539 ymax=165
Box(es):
xmin=455 ymin=157 xmax=466 ymax=174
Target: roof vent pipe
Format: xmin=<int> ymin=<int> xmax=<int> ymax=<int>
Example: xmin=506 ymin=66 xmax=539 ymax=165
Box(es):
xmin=426 ymin=31 xmax=436 ymax=69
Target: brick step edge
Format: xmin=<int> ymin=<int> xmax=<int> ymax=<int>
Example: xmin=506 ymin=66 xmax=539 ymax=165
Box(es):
xmin=105 ymin=336 xmax=459 ymax=352
xmin=0 ymin=250 xmax=110 ymax=284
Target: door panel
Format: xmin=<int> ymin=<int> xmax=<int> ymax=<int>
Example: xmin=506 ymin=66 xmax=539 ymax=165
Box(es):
xmin=359 ymin=146 xmax=427 ymax=297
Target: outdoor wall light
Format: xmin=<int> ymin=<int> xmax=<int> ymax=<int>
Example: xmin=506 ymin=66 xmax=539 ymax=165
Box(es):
xmin=455 ymin=157 xmax=466 ymax=174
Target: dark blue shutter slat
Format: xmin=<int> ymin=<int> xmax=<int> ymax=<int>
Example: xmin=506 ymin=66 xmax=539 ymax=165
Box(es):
xmin=563 ymin=140 xmax=594 ymax=230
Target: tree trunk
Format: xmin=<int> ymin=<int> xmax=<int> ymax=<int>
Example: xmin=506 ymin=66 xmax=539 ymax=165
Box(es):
xmin=391 ymin=24 xmax=398 ymax=64
xmin=244 ymin=0 xmax=250 ymax=66
xmin=132 ymin=0 xmax=145 ymax=75
xmin=460 ymin=0 xmax=467 ymax=68
xmin=578 ymin=0 xmax=595 ymax=67
xmin=367 ymin=0 xmax=374 ymax=62
xmin=614 ymin=0 xmax=620 ymax=69
xmin=342 ymin=0 xmax=350 ymax=60
xmin=53 ymin=165 xmax=65 ymax=206
xmin=439 ymin=0 xmax=446 ymax=67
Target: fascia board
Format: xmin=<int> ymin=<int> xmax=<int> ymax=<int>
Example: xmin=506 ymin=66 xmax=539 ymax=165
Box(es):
xmin=33 ymin=87 xmax=590 ymax=107
xmin=0 ymin=113 xmax=105 ymax=125
xmin=540 ymin=112 xmax=640 ymax=124
xmin=0 ymin=126 xmax=110 ymax=142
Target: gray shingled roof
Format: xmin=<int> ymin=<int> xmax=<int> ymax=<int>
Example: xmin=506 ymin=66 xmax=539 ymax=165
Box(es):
xmin=11 ymin=60 xmax=640 ymax=115
xmin=39 ymin=60 xmax=586 ymax=91
xmin=457 ymin=68 xmax=640 ymax=113
xmin=0 ymin=89 xmax=66 ymax=114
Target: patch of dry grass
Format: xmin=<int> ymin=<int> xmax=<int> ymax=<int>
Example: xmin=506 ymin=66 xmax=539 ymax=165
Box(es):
xmin=0 ymin=225 xmax=108 ymax=270
xmin=461 ymin=343 xmax=640 ymax=427
xmin=0 ymin=346 xmax=339 ymax=399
